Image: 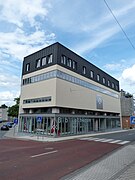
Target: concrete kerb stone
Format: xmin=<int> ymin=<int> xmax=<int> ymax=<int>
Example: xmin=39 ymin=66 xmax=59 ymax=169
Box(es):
xmin=4 ymin=128 xmax=131 ymax=142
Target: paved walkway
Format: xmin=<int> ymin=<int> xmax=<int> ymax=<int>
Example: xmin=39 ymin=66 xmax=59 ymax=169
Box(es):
xmin=4 ymin=126 xmax=129 ymax=142
xmin=4 ymin=127 xmax=135 ymax=180
xmin=63 ymin=143 xmax=135 ymax=180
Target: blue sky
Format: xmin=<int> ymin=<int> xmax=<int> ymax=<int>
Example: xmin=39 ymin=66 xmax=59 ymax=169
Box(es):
xmin=0 ymin=0 xmax=135 ymax=106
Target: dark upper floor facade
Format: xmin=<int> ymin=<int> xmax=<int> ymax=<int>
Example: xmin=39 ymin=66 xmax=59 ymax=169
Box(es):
xmin=22 ymin=42 xmax=119 ymax=92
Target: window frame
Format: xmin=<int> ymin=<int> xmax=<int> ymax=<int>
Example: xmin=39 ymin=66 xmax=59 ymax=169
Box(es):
xmin=103 ymin=77 xmax=106 ymax=84
xmin=61 ymin=55 xmax=66 ymax=65
xmin=48 ymin=54 xmax=53 ymax=64
xmin=83 ymin=66 xmax=86 ymax=74
xmin=35 ymin=59 xmax=41 ymax=68
xmin=90 ymin=70 xmax=94 ymax=78
xmin=41 ymin=56 xmax=47 ymax=66
xmin=97 ymin=74 xmax=100 ymax=82
xmin=26 ymin=63 xmax=30 ymax=72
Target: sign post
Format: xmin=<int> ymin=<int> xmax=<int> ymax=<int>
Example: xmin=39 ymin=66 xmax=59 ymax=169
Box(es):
xmin=130 ymin=116 xmax=135 ymax=125
xmin=13 ymin=118 xmax=18 ymax=136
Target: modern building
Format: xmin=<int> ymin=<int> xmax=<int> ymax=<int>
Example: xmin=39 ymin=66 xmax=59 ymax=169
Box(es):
xmin=120 ymin=89 xmax=135 ymax=129
xmin=19 ymin=42 xmax=121 ymax=137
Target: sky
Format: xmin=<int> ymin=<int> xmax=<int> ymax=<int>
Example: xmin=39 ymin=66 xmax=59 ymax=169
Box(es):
xmin=0 ymin=0 xmax=135 ymax=106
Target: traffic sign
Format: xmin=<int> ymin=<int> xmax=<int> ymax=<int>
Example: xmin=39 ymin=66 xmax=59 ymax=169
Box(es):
xmin=130 ymin=116 xmax=135 ymax=124
xmin=14 ymin=118 xmax=18 ymax=124
xmin=36 ymin=116 xmax=42 ymax=123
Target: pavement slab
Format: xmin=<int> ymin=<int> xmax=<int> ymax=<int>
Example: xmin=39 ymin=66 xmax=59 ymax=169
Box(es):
xmin=63 ymin=144 xmax=135 ymax=180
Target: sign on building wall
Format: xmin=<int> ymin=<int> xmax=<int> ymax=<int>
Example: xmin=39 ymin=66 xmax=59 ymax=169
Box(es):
xmin=130 ymin=116 xmax=135 ymax=124
xmin=96 ymin=95 xmax=103 ymax=109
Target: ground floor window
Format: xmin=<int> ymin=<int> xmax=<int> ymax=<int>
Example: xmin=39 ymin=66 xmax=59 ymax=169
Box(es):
xmin=18 ymin=115 xmax=121 ymax=137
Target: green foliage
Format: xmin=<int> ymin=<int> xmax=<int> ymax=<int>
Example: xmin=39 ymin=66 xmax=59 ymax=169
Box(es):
xmin=8 ymin=97 xmax=20 ymax=117
xmin=0 ymin=104 xmax=8 ymax=108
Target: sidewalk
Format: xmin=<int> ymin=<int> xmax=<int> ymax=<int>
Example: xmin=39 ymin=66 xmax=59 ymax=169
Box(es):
xmin=62 ymin=142 xmax=135 ymax=180
xmin=4 ymin=126 xmax=129 ymax=142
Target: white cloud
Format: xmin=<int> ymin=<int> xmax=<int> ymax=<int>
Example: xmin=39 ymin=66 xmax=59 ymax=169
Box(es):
xmin=0 ymin=91 xmax=20 ymax=106
xmin=121 ymin=64 xmax=135 ymax=84
xmin=0 ymin=74 xmax=20 ymax=88
xmin=0 ymin=0 xmax=49 ymax=28
xmin=104 ymin=63 xmax=121 ymax=71
xmin=104 ymin=59 xmax=127 ymax=72
xmin=118 ymin=64 xmax=135 ymax=94
xmin=0 ymin=28 xmax=55 ymax=60
xmin=0 ymin=0 xmax=56 ymax=106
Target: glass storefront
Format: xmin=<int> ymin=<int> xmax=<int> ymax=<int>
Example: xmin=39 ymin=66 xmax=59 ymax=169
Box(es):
xmin=18 ymin=115 xmax=121 ymax=137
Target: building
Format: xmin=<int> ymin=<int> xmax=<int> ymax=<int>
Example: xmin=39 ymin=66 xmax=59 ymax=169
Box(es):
xmin=120 ymin=89 xmax=135 ymax=129
xmin=19 ymin=42 xmax=121 ymax=137
xmin=0 ymin=106 xmax=8 ymax=122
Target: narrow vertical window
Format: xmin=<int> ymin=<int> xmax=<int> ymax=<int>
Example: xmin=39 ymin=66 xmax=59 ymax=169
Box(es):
xmin=97 ymin=74 xmax=100 ymax=81
xmin=103 ymin=77 xmax=106 ymax=84
xmin=41 ymin=57 xmax=46 ymax=66
xmin=90 ymin=71 xmax=94 ymax=78
xmin=35 ymin=59 xmax=41 ymax=68
xmin=26 ymin=63 xmax=30 ymax=72
xmin=73 ymin=61 xmax=77 ymax=69
xmin=61 ymin=55 xmax=66 ymax=64
xmin=83 ymin=66 xmax=86 ymax=74
xmin=108 ymin=80 xmax=110 ymax=86
xmin=48 ymin=54 xmax=53 ymax=64
xmin=112 ymin=83 xmax=115 ymax=88
xmin=67 ymin=58 xmax=72 ymax=67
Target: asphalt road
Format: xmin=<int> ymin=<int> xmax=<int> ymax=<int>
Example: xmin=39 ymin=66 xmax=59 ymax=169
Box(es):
xmin=0 ymin=129 xmax=134 ymax=180
xmin=0 ymin=138 xmax=120 ymax=180
xmin=90 ymin=129 xmax=135 ymax=142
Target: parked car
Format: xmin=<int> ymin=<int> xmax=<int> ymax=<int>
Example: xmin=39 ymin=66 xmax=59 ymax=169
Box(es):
xmin=6 ymin=122 xmax=14 ymax=128
xmin=1 ymin=124 xmax=9 ymax=131
xmin=0 ymin=120 xmax=2 ymax=123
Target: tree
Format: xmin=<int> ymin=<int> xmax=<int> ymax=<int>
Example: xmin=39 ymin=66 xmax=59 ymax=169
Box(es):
xmin=8 ymin=97 xmax=20 ymax=117
xmin=0 ymin=104 xmax=8 ymax=108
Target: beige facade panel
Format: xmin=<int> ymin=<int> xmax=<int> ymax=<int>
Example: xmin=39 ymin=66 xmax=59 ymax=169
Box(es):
xmin=20 ymin=64 xmax=120 ymax=114
xmin=56 ymin=65 xmax=119 ymax=95
xmin=19 ymin=78 xmax=56 ymax=113
xmin=56 ymin=78 xmax=120 ymax=113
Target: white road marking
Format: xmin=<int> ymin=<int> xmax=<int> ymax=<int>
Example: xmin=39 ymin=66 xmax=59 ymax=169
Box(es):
xmin=109 ymin=140 xmax=122 ymax=143
xmin=118 ymin=141 xmax=130 ymax=145
xmin=31 ymin=150 xmax=58 ymax=158
xmin=80 ymin=137 xmax=130 ymax=145
xmin=100 ymin=139 xmax=114 ymax=142
xmin=94 ymin=138 xmax=106 ymax=141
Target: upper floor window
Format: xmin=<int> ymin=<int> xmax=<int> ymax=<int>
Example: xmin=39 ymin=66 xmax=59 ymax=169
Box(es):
xmin=41 ymin=56 xmax=46 ymax=66
xmin=112 ymin=82 xmax=115 ymax=88
xmin=26 ymin=63 xmax=30 ymax=72
xmin=35 ymin=59 xmax=41 ymax=68
xmin=83 ymin=66 xmax=86 ymax=74
xmin=90 ymin=71 xmax=94 ymax=78
xmin=103 ymin=77 xmax=106 ymax=84
xmin=108 ymin=80 xmax=110 ymax=86
xmin=116 ymin=85 xmax=118 ymax=90
xmin=61 ymin=55 xmax=66 ymax=64
xmin=73 ymin=60 xmax=77 ymax=70
xmin=67 ymin=58 xmax=72 ymax=67
xmin=97 ymin=74 xmax=100 ymax=81
xmin=48 ymin=54 xmax=53 ymax=64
